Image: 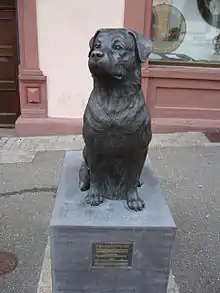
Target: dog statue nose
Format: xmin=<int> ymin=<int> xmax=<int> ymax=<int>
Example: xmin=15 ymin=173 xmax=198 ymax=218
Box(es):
xmin=91 ymin=50 xmax=104 ymax=59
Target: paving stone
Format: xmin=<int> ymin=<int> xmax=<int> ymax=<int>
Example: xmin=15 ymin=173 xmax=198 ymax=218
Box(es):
xmin=0 ymin=137 xmax=9 ymax=146
xmin=150 ymin=132 xmax=210 ymax=147
xmin=0 ymin=151 xmax=36 ymax=164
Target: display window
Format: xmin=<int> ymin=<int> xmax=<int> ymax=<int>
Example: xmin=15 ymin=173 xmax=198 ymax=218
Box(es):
xmin=150 ymin=0 xmax=220 ymax=66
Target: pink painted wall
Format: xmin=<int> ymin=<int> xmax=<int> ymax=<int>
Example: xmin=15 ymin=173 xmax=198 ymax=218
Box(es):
xmin=36 ymin=0 xmax=125 ymax=118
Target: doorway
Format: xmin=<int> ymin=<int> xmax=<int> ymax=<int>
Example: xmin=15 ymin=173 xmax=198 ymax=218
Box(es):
xmin=0 ymin=0 xmax=20 ymax=127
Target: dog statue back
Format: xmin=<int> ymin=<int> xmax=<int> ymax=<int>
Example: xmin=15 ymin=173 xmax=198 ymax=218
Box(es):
xmin=79 ymin=28 xmax=153 ymax=211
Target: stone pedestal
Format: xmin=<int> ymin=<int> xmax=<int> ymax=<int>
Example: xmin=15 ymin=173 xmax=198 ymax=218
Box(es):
xmin=50 ymin=151 xmax=176 ymax=293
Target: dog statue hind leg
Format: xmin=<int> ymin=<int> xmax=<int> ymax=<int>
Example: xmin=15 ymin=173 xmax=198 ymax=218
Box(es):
xmin=79 ymin=146 xmax=90 ymax=192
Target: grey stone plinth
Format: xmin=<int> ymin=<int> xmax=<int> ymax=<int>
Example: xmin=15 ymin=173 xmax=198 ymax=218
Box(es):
xmin=50 ymin=151 xmax=176 ymax=293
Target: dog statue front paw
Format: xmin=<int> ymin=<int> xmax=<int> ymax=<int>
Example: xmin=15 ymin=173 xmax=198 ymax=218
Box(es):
xmin=126 ymin=189 xmax=145 ymax=211
xmin=86 ymin=187 xmax=104 ymax=206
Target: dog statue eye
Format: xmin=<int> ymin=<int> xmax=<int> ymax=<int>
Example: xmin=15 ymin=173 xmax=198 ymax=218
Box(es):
xmin=114 ymin=44 xmax=123 ymax=51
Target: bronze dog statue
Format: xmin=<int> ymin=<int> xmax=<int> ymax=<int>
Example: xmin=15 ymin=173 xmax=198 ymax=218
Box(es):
xmin=79 ymin=28 xmax=152 ymax=211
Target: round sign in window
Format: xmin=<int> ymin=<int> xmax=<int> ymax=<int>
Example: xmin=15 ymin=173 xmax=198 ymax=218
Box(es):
xmin=198 ymin=0 xmax=220 ymax=29
xmin=151 ymin=4 xmax=186 ymax=53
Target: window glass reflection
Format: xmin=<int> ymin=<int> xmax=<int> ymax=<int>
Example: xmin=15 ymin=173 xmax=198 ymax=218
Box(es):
xmin=150 ymin=0 xmax=220 ymax=64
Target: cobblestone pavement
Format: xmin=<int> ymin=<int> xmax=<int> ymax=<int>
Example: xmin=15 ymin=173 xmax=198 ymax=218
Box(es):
xmin=0 ymin=132 xmax=217 ymax=164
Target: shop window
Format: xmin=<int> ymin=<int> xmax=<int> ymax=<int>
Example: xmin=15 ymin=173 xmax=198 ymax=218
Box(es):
xmin=150 ymin=0 xmax=220 ymax=66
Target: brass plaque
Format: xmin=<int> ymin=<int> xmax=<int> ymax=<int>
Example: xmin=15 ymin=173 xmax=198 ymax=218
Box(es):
xmin=92 ymin=243 xmax=133 ymax=268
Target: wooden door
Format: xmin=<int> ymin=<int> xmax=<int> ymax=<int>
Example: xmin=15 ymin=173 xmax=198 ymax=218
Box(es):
xmin=0 ymin=0 xmax=20 ymax=127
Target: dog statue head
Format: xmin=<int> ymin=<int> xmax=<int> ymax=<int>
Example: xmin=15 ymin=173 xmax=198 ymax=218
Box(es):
xmin=88 ymin=28 xmax=152 ymax=83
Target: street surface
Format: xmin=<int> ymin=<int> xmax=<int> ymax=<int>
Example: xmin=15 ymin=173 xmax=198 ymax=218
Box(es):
xmin=0 ymin=133 xmax=220 ymax=293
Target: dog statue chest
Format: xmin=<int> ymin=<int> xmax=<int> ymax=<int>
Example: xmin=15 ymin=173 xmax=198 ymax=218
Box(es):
xmin=83 ymin=102 xmax=147 ymax=153
xmin=84 ymin=90 xmax=146 ymax=133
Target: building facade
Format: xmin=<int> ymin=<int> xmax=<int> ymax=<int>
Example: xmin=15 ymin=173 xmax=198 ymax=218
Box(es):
xmin=1 ymin=0 xmax=220 ymax=135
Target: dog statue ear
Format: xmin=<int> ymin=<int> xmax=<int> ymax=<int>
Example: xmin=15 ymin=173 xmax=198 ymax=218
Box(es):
xmin=128 ymin=30 xmax=153 ymax=63
xmin=88 ymin=29 xmax=101 ymax=57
